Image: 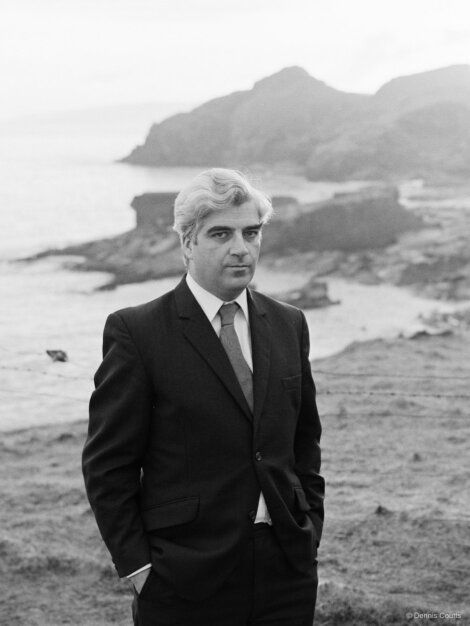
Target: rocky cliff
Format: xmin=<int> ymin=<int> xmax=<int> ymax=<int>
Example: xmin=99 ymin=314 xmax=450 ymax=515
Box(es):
xmin=34 ymin=186 xmax=424 ymax=290
xmin=262 ymin=187 xmax=422 ymax=253
xmin=121 ymin=65 xmax=470 ymax=182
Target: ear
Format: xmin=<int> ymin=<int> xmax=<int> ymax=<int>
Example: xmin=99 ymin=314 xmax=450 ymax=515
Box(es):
xmin=182 ymin=235 xmax=193 ymax=262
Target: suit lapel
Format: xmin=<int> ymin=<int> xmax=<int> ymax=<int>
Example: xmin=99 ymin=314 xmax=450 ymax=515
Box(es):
xmin=248 ymin=290 xmax=272 ymax=426
xmin=174 ymin=278 xmax=253 ymax=422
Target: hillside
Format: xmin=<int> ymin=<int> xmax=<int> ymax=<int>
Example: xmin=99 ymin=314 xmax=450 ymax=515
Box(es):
xmin=122 ymin=65 xmax=470 ymax=181
xmin=3 ymin=328 xmax=469 ymax=624
xmin=123 ymin=67 xmax=367 ymax=168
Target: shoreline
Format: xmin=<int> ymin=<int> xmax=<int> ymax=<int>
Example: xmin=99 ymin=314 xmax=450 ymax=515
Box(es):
xmin=2 ymin=331 xmax=469 ymax=624
xmin=2 ymin=259 xmax=469 ymax=434
xmin=16 ymin=184 xmax=470 ymax=301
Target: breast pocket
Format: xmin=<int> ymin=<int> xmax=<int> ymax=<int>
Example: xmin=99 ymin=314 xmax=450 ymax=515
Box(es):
xmin=281 ymin=374 xmax=302 ymax=413
xmin=281 ymin=374 xmax=302 ymax=390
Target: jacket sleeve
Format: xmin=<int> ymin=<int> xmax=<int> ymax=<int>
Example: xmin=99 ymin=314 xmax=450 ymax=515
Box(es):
xmin=294 ymin=310 xmax=325 ymax=546
xmin=82 ymin=312 xmax=153 ymax=577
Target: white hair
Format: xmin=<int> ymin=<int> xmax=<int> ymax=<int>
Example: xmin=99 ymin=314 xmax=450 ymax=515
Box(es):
xmin=173 ymin=169 xmax=273 ymax=253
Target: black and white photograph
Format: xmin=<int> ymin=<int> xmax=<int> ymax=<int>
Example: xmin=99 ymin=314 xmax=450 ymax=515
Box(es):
xmin=1 ymin=1 xmax=469 ymax=624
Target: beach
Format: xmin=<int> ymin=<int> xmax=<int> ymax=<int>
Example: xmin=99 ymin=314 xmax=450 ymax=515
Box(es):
xmin=1 ymin=259 xmax=463 ymax=432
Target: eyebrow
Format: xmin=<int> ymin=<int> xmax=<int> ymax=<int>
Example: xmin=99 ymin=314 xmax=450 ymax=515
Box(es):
xmin=206 ymin=223 xmax=262 ymax=234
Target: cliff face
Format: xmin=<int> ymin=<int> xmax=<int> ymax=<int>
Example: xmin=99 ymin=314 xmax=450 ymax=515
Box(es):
xmin=121 ymin=65 xmax=368 ymax=168
xmin=121 ymin=65 xmax=470 ymax=181
xmin=262 ymin=187 xmax=423 ymax=253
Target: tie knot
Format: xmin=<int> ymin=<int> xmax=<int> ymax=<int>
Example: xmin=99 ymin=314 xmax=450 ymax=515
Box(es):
xmin=219 ymin=302 xmax=239 ymax=326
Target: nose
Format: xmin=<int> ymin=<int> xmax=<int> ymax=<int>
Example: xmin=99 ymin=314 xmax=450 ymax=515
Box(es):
xmin=230 ymin=231 xmax=249 ymax=256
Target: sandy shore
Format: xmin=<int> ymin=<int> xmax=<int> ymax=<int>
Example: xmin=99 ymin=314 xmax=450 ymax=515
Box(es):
xmin=2 ymin=330 xmax=469 ymax=625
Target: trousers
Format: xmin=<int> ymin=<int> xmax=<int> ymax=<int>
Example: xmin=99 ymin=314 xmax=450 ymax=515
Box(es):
xmin=132 ymin=524 xmax=318 ymax=626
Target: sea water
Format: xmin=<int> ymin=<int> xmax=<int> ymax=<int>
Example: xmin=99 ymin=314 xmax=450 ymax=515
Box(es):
xmin=0 ymin=111 xmax=462 ymax=430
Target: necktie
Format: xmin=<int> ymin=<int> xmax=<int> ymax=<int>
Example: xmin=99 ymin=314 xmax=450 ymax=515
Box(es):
xmin=218 ymin=303 xmax=254 ymax=412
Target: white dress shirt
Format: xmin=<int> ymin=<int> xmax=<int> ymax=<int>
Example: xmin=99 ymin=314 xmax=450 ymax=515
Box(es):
xmin=128 ymin=274 xmax=271 ymax=579
xmin=185 ymin=273 xmax=271 ymax=525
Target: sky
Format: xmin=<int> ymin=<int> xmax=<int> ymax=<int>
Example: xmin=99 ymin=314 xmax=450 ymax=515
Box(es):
xmin=2 ymin=0 xmax=470 ymax=119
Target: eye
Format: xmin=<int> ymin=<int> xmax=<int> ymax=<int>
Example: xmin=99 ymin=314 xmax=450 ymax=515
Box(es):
xmin=211 ymin=231 xmax=229 ymax=240
xmin=244 ymin=229 xmax=260 ymax=240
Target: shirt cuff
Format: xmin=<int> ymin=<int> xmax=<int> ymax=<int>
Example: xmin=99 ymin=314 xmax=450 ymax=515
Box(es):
xmin=126 ymin=563 xmax=152 ymax=578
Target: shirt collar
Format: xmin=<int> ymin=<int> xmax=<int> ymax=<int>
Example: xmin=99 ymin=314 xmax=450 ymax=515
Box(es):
xmin=186 ymin=272 xmax=249 ymax=324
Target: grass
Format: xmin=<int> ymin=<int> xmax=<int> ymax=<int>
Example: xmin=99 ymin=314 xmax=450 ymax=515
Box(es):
xmin=1 ymin=331 xmax=469 ymax=625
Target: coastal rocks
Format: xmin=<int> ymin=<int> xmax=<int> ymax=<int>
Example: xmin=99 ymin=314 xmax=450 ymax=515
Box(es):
xmin=46 ymin=350 xmax=68 ymax=362
xmin=131 ymin=192 xmax=177 ymax=233
xmin=400 ymin=263 xmax=470 ymax=300
xmin=27 ymin=183 xmax=470 ymax=302
xmin=271 ymin=192 xmax=470 ymax=302
xmin=419 ymin=308 xmax=470 ymax=331
xmin=399 ymin=326 xmax=454 ymax=340
xmin=130 ymin=186 xmax=421 ymax=254
xmin=262 ymin=186 xmax=423 ymax=255
xmin=36 ymin=226 xmax=182 ymax=289
xmin=377 ymin=200 xmax=470 ymax=300
xmin=272 ymin=276 xmax=339 ymax=309
xmin=33 ymin=185 xmax=425 ymax=290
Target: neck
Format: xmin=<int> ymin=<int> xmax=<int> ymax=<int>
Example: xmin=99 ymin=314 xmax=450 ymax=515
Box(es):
xmin=187 ymin=271 xmax=245 ymax=302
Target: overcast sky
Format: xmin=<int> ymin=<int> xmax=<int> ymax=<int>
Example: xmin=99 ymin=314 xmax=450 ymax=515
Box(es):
xmin=2 ymin=0 xmax=470 ymax=119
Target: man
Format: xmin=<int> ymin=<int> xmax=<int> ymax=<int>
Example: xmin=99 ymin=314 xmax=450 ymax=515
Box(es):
xmin=82 ymin=168 xmax=325 ymax=625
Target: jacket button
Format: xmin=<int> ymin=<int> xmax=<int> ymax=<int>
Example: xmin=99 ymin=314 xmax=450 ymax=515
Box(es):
xmin=255 ymin=451 xmax=262 ymax=461
xmin=249 ymin=510 xmax=256 ymax=521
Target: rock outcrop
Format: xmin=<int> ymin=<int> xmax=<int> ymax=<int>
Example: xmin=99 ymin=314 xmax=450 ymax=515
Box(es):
xmin=262 ymin=186 xmax=422 ymax=254
xmin=272 ymin=277 xmax=340 ymax=309
xmin=31 ymin=186 xmax=425 ymax=290
xmin=131 ymin=192 xmax=177 ymax=232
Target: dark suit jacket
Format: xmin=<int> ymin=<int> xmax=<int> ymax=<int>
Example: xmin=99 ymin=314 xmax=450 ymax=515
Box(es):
xmin=82 ymin=277 xmax=324 ymax=600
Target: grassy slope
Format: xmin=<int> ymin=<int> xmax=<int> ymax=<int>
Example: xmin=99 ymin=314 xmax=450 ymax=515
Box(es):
xmin=1 ymin=332 xmax=469 ymax=625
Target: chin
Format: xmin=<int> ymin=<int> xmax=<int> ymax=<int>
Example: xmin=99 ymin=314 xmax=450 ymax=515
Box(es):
xmin=221 ymin=277 xmax=251 ymax=297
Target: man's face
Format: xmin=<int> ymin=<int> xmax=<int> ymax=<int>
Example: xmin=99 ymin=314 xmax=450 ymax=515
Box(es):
xmin=184 ymin=200 xmax=263 ymax=301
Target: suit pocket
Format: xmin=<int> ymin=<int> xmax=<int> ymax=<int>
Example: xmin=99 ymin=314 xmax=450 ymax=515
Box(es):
xmin=142 ymin=496 xmax=199 ymax=531
xmin=138 ymin=568 xmax=155 ymax=599
xmin=282 ymin=374 xmax=302 ymax=389
xmin=293 ymin=485 xmax=311 ymax=512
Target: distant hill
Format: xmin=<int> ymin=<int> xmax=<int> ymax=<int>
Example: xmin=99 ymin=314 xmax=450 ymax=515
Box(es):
xmin=122 ymin=65 xmax=470 ymax=181
xmin=373 ymin=65 xmax=470 ymax=114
